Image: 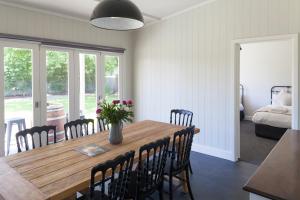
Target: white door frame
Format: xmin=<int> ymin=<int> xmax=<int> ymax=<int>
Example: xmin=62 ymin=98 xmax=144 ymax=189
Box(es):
xmin=231 ymin=34 xmax=299 ymax=161
xmin=0 ymin=40 xmax=40 ymax=156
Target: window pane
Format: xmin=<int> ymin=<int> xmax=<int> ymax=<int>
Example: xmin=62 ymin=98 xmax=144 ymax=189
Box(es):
xmin=79 ymin=53 xmax=97 ymax=119
xmin=46 ymin=50 xmax=69 ymax=142
xmin=104 ymin=55 xmax=119 ymax=102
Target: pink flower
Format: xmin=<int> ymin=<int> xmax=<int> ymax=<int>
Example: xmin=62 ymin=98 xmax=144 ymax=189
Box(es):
xmin=112 ymin=100 xmax=120 ymax=105
xmin=122 ymin=100 xmax=127 ymax=105
xmin=113 ymin=100 xmax=120 ymax=104
xmin=96 ymin=109 xmax=102 ymax=114
xmin=127 ymin=100 xmax=133 ymax=105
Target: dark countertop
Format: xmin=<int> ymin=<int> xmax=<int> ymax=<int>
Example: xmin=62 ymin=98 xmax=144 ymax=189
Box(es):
xmin=243 ymin=129 xmax=300 ymax=200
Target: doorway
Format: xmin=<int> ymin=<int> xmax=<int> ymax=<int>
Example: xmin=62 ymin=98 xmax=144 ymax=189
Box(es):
xmin=232 ymin=34 xmax=299 ymax=162
xmin=239 ymin=40 xmax=292 ymax=165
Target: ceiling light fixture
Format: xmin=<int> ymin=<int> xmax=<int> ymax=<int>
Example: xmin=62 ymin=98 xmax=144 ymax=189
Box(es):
xmin=90 ymin=0 xmax=144 ymax=31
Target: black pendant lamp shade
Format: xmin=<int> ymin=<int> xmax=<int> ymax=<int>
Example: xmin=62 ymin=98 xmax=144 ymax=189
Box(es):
xmin=90 ymin=0 xmax=144 ymax=31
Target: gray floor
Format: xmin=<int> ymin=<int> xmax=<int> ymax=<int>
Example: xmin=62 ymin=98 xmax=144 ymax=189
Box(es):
xmin=240 ymin=120 xmax=277 ymax=165
xmin=153 ymin=152 xmax=257 ymax=200
xmin=150 ymin=121 xmax=277 ymax=200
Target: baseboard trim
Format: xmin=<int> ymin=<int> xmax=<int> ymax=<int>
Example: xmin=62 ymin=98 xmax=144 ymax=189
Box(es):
xmin=192 ymin=144 xmax=235 ymax=162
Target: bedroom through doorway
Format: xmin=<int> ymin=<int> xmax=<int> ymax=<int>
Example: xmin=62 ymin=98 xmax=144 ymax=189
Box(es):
xmin=238 ymin=39 xmax=293 ymax=165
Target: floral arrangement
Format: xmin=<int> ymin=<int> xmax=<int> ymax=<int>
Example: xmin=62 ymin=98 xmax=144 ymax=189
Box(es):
xmin=96 ymin=99 xmax=134 ymax=124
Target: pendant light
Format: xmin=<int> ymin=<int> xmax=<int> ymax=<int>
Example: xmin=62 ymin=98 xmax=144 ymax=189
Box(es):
xmin=90 ymin=0 xmax=144 ymax=31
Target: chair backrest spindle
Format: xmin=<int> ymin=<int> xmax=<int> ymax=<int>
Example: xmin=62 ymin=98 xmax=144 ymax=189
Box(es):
xmin=170 ymin=126 xmax=195 ymax=172
xmin=170 ymin=109 xmax=193 ymax=127
xmin=98 ymin=117 xmax=109 ymax=132
xmin=89 ymin=151 xmax=135 ymax=200
xmin=16 ymin=125 xmax=57 ymax=152
xmin=136 ymin=137 xmax=170 ymax=198
xmin=64 ymin=119 xmax=95 ymax=140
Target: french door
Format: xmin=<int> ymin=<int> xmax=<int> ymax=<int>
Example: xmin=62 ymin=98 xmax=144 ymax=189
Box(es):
xmin=75 ymin=51 xmax=101 ymax=120
xmin=102 ymin=53 xmax=122 ymax=102
xmin=0 ymin=41 xmax=40 ymax=156
xmin=0 ymin=41 xmax=123 ymax=156
xmin=39 ymin=47 xmax=75 ymax=143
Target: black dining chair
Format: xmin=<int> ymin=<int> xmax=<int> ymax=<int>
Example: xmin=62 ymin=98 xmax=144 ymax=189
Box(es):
xmin=85 ymin=151 xmax=135 ymax=200
xmin=170 ymin=109 xmax=194 ymax=174
xmin=64 ymin=119 xmax=95 ymax=140
xmin=165 ymin=126 xmax=195 ymax=200
xmin=97 ymin=118 xmax=109 ymax=132
xmin=170 ymin=109 xmax=193 ymax=127
xmin=16 ymin=125 xmax=57 ymax=153
xmin=126 ymin=137 xmax=170 ymax=200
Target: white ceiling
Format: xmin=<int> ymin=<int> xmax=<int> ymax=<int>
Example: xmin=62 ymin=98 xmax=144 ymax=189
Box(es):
xmin=0 ymin=0 xmax=210 ymax=24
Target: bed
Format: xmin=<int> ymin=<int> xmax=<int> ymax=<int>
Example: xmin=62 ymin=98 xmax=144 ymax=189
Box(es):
xmin=240 ymin=84 xmax=245 ymax=120
xmin=252 ymin=86 xmax=292 ymax=140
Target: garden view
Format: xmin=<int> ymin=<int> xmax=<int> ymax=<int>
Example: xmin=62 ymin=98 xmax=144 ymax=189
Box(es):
xmin=4 ymin=47 xmax=119 ymax=127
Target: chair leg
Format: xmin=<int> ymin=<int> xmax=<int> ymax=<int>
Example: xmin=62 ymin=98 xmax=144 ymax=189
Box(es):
xmin=169 ymin=174 xmax=173 ymax=200
xmin=185 ymin=167 xmax=194 ymax=200
xmin=17 ymin=122 xmax=24 ymax=147
xmin=6 ymin=123 xmax=12 ymax=155
xmin=189 ymin=161 xmax=193 ymax=174
xmin=158 ymin=183 xmax=164 ymax=200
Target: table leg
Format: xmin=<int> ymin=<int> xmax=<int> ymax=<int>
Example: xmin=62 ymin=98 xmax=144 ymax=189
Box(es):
xmin=17 ymin=123 xmax=24 ymax=147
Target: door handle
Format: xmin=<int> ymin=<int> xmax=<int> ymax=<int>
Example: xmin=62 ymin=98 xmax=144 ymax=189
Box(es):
xmin=35 ymin=101 xmax=39 ymax=108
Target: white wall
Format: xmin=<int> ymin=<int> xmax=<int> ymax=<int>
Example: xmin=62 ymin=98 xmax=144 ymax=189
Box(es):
xmin=0 ymin=3 xmax=134 ymax=99
xmin=240 ymin=40 xmax=292 ymax=119
xmin=133 ymin=0 xmax=300 ymax=160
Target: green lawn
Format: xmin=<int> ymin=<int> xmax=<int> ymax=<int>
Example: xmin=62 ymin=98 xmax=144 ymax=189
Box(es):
xmin=5 ymin=98 xmax=33 ymax=114
xmin=5 ymin=93 xmax=119 ymax=118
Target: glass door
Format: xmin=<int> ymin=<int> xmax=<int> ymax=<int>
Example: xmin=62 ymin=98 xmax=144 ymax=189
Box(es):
xmin=40 ymin=47 xmax=73 ymax=142
xmin=103 ymin=54 xmax=121 ymax=101
xmin=0 ymin=43 xmax=125 ymax=156
xmin=0 ymin=41 xmax=40 ymax=156
xmin=78 ymin=53 xmax=99 ymax=119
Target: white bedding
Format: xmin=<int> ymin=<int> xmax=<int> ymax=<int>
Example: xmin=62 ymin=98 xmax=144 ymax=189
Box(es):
xmin=252 ymin=105 xmax=292 ymax=128
xmin=240 ymin=104 xmax=244 ymax=111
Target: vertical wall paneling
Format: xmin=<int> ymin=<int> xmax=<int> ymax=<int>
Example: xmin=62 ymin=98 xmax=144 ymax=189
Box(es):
xmin=133 ymin=0 xmax=300 ymax=161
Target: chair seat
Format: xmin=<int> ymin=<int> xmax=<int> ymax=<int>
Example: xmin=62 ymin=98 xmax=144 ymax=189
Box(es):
xmin=164 ymin=158 xmax=172 ymax=174
xmin=5 ymin=117 xmax=25 ymax=123
xmin=142 ymin=154 xmax=184 ymax=175
xmin=164 ymin=157 xmax=189 ymax=176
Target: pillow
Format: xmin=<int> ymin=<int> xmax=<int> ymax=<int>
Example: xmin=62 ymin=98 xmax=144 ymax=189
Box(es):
xmin=272 ymin=90 xmax=292 ymax=106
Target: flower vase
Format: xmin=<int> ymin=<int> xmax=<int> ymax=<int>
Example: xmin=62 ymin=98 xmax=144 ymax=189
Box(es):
xmin=109 ymin=121 xmax=123 ymax=144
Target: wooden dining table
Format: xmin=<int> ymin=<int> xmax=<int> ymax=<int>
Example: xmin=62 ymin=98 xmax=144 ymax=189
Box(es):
xmin=0 ymin=120 xmax=200 ymax=200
